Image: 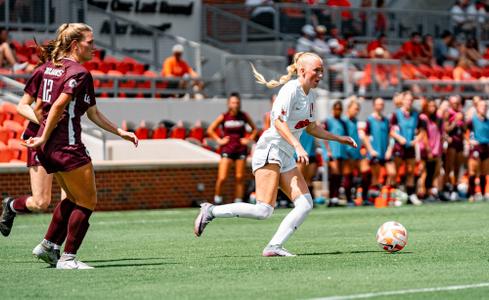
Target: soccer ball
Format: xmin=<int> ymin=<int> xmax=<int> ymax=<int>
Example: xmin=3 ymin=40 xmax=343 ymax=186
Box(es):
xmin=376 ymin=221 xmax=408 ymax=253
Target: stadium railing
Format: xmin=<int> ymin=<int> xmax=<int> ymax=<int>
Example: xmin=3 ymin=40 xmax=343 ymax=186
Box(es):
xmin=206 ymin=3 xmax=489 ymax=44
xmin=87 ymin=4 xmax=202 ymax=73
xmin=0 ymin=73 xmax=222 ymax=99
xmin=202 ymin=5 xmax=296 ymax=56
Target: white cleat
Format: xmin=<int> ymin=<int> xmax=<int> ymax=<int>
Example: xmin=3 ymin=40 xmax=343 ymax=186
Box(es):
xmin=408 ymin=194 xmax=422 ymax=206
xmin=262 ymin=245 xmax=296 ymax=257
xmin=56 ymin=255 xmax=93 ymax=269
xmin=194 ymin=203 xmax=214 ymax=237
xmin=32 ymin=242 xmax=58 ymax=266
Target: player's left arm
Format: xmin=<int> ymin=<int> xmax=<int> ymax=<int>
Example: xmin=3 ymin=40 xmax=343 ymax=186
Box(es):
xmin=306 ymin=121 xmax=357 ymax=148
xmin=86 ymin=105 xmax=138 ymax=147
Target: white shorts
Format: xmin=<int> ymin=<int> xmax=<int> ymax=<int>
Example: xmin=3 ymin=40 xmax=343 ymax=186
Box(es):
xmin=252 ymin=144 xmax=296 ymax=174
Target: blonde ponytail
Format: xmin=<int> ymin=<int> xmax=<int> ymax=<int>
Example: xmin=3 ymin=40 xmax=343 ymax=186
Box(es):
xmin=250 ymin=52 xmax=322 ymax=89
xmin=50 ymin=23 xmax=93 ymax=66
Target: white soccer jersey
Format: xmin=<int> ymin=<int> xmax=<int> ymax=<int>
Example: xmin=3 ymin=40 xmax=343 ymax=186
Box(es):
xmin=256 ymin=79 xmax=316 ymax=157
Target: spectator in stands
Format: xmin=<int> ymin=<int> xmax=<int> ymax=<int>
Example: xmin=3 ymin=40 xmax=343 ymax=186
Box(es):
xmin=464 ymin=38 xmax=489 ymax=67
xmin=358 ymin=47 xmax=398 ymax=95
xmin=453 ymin=57 xmax=476 ymax=82
xmin=366 ymin=33 xmax=390 ymax=58
xmin=435 ymin=31 xmax=458 ymax=66
xmin=0 ymin=27 xmax=32 ymax=72
xmin=296 ymin=24 xmax=316 ymax=53
xmin=246 ymin=0 xmax=276 ymax=29
xmin=451 ymin=0 xmax=478 ymax=37
xmin=162 ymin=44 xmax=204 ymax=99
xmin=327 ymin=0 xmax=355 ymax=34
xmin=398 ymin=32 xmax=426 ymax=65
xmin=312 ymin=25 xmax=331 ymax=58
xmin=327 ymin=26 xmax=347 ymax=57
xmin=420 ymin=34 xmax=435 ymax=66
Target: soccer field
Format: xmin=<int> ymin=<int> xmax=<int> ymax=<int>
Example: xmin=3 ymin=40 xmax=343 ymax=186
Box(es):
xmin=1 ymin=203 xmax=489 ymax=300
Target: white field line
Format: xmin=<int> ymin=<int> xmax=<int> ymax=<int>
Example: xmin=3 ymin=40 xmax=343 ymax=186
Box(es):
xmin=309 ymin=282 xmax=489 ymax=300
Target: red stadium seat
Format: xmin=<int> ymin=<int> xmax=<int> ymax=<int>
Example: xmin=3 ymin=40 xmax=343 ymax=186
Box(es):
xmin=170 ymin=121 xmax=187 ymax=139
xmin=152 ymin=126 xmax=167 ymax=139
xmin=0 ymin=142 xmax=12 ymax=162
xmin=135 ymin=127 xmax=151 ymax=139
xmin=0 ymin=127 xmax=9 ymax=144
xmin=8 ymin=139 xmax=26 ymax=162
xmin=3 ymin=120 xmax=24 ymax=139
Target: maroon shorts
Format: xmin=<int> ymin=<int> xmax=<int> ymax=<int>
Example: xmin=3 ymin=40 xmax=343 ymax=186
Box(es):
xmin=37 ymin=144 xmax=92 ymax=174
xmin=470 ymin=144 xmax=489 ymax=161
xmin=393 ymin=145 xmax=416 ymax=160
xmin=26 ymin=148 xmax=41 ymax=168
xmin=448 ymin=140 xmax=464 ymax=152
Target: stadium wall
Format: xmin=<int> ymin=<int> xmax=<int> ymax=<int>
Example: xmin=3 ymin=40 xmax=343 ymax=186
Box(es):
xmin=0 ymin=161 xmax=253 ymax=212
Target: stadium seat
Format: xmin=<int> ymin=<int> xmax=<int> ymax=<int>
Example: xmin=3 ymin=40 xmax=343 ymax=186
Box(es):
xmin=153 ymin=123 xmax=168 ymax=139
xmin=3 ymin=120 xmax=24 ymax=139
xmin=8 ymin=139 xmax=26 ymax=162
xmin=169 ymin=121 xmax=187 ymax=139
xmin=0 ymin=142 xmax=12 ymax=162
xmin=135 ymin=120 xmax=152 ymax=139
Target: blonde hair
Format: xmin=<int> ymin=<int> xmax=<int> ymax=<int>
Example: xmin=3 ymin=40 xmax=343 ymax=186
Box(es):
xmin=251 ymin=52 xmax=322 ymax=89
xmin=50 ymin=23 xmax=93 ymax=66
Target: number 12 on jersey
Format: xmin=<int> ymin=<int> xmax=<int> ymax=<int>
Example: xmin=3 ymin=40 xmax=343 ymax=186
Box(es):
xmin=42 ymin=78 xmax=53 ymax=102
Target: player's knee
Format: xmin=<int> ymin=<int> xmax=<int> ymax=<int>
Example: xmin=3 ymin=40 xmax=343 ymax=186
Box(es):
xmin=235 ymin=174 xmax=244 ymax=183
xmin=31 ymin=196 xmax=50 ymax=211
xmin=254 ymin=202 xmax=274 ymax=220
xmin=297 ymin=194 xmax=314 ymax=214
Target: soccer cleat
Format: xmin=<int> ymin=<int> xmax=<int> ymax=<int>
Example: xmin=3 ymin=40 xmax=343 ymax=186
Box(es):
xmin=0 ymin=197 xmax=16 ymax=237
xmin=194 ymin=202 xmax=214 ymax=237
xmin=32 ymin=242 xmax=59 ymax=266
xmin=408 ymin=194 xmax=422 ymax=206
xmin=327 ymin=197 xmax=339 ymax=207
xmin=262 ymin=245 xmax=296 ymax=257
xmin=56 ymin=255 xmax=93 ymax=269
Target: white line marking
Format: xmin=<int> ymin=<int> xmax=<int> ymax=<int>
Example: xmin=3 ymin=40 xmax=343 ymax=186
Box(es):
xmin=310 ymin=282 xmax=489 ymax=300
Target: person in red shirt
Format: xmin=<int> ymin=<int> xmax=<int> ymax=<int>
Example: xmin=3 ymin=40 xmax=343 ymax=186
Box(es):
xmin=367 ymin=33 xmax=390 ymax=58
xmin=398 ymin=32 xmax=426 ymax=65
xmin=162 ymin=44 xmax=203 ymax=98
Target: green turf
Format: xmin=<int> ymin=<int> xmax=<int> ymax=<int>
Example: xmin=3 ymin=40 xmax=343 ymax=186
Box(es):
xmin=1 ymin=203 xmax=489 ymax=300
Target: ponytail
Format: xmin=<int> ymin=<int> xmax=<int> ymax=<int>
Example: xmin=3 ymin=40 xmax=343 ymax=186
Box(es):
xmin=250 ymin=52 xmax=321 ymax=89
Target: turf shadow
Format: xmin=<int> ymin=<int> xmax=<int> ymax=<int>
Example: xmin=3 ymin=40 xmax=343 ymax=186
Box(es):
xmin=298 ymin=250 xmax=413 ymax=256
xmin=84 ymin=257 xmax=168 ymax=263
xmin=93 ymin=261 xmax=180 ymax=268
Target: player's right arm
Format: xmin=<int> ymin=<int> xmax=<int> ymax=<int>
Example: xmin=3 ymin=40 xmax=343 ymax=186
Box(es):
xmin=207 ymin=114 xmax=229 ymax=146
xmin=274 ymin=117 xmax=308 ymax=164
xmin=16 ymin=93 xmax=39 ymax=124
xmin=362 ymin=121 xmax=378 ymax=157
xmin=24 ymin=93 xmax=72 ymax=148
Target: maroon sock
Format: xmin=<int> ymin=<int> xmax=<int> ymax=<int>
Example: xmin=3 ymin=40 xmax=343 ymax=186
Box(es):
xmin=44 ymin=199 xmax=76 ymax=243
xmin=12 ymin=196 xmax=32 ymax=214
xmin=64 ymin=205 xmax=92 ymax=255
xmin=469 ymin=176 xmax=476 ymax=197
xmin=480 ymin=176 xmax=487 ymax=195
xmin=343 ymin=174 xmax=353 ymax=202
xmin=361 ymin=172 xmax=371 ymax=201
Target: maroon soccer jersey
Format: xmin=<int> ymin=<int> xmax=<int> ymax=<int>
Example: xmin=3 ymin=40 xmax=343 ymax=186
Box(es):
xmin=220 ymin=111 xmax=249 ymax=154
xmin=37 ymin=58 xmax=96 ymax=147
xmin=22 ymin=64 xmax=47 ymax=140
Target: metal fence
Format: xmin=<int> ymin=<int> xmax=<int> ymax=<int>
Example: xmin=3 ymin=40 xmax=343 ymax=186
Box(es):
xmin=325 ymin=58 xmax=402 ymax=98
xmin=0 ymin=0 xmax=84 ymax=31
xmin=220 ymin=54 xmax=287 ymax=98
xmin=207 ymin=3 xmax=489 ymax=43
xmin=87 ymin=4 xmax=202 ymax=73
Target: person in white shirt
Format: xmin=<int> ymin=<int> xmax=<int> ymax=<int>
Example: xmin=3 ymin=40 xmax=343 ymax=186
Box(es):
xmin=194 ymin=52 xmax=356 ymax=257
xmin=296 ymin=24 xmax=316 ymax=53
xmin=312 ymin=25 xmax=331 ymax=58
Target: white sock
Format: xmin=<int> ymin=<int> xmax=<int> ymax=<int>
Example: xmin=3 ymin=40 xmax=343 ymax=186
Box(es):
xmin=268 ymin=194 xmax=313 ymax=246
xmin=211 ymin=201 xmax=273 ymax=220
xmin=234 ymin=198 xmax=243 ymax=203
xmin=53 ymin=244 xmax=61 ymax=250
xmin=214 ymin=195 xmax=223 ymax=204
